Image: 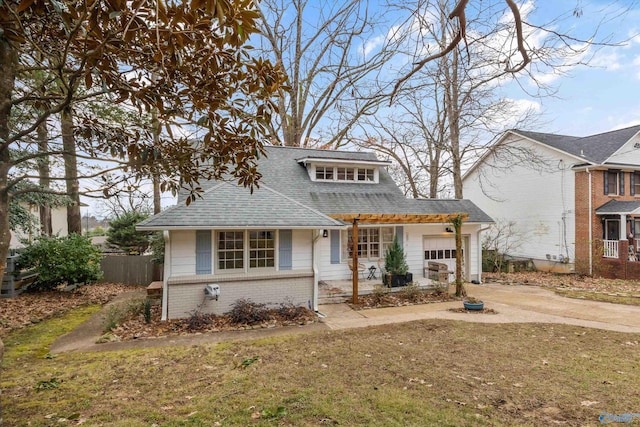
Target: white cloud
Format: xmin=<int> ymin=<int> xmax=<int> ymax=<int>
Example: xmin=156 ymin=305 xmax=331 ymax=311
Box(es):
xmin=362 ymin=34 xmax=385 ymax=58
xmin=590 ymin=51 xmax=622 ymax=70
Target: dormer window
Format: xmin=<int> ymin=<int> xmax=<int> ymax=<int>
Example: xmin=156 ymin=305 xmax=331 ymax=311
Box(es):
xmin=358 ymin=168 xmax=374 ymax=182
xmin=337 ymin=167 xmax=354 ymax=181
xmin=316 ymin=166 xmax=334 ymax=181
xmin=299 ymin=155 xmax=391 ymax=184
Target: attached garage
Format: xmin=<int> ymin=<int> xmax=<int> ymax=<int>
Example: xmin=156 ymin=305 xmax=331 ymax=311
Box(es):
xmin=423 ymin=236 xmax=469 ymax=282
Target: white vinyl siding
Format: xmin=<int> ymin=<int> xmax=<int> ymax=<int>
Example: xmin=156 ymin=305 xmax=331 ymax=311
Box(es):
xmin=463 ymin=134 xmax=575 ymax=262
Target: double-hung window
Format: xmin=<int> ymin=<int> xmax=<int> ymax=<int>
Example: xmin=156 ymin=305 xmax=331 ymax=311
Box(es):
xmin=633 ymin=171 xmax=640 ymax=196
xmin=218 ymin=231 xmax=244 ymax=270
xmin=604 ymin=170 xmax=622 ymax=195
xmin=216 ymin=230 xmax=276 ymax=271
xmin=249 ymin=231 xmax=275 ymax=268
xmin=341 ymin=226 xmax=394 ymax=260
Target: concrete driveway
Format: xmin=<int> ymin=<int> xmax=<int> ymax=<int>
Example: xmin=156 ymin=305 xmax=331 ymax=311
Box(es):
xmin=319 ymin=283 xmax=640 ymax=333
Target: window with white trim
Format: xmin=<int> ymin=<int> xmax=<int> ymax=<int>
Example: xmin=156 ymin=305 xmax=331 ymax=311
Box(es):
xmin=341 ymin=226 xmax=394 ymax=260
xmin=249 ymin=231 xmax=275 ymax=268
xmin=312 ymin=164 xmax=378 ymax=183
xmin=357 ymin=168 xmax=374 ymax=182
xmin=218 ymin=231 xmax=244 ymax=270
xmin=605 ymin=170 xmax=620 ymax=195
xmin=316 ymin=166 xmax=334 ymax=181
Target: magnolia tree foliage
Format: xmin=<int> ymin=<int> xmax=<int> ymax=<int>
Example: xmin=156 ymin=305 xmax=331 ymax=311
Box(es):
xmin=0 ymin=0 xmax=286 ymax=280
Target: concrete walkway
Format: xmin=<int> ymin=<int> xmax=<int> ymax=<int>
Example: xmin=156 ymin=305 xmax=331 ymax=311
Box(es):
xmin=319 ymin=283 xmax=640 ymax=334
xmin=50 ymin=283 xmax=640 ymax=354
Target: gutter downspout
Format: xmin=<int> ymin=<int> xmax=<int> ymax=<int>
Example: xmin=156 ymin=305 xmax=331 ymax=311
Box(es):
xmin=312 ymin=229 xmax=320 ymax=312
xmin=162 ymin=230 xmax=170 ymax=321
xmin=477 ymin=225 xmax=492 ymax=283
xmin=587 ymin=168 xmax=593 ymax=276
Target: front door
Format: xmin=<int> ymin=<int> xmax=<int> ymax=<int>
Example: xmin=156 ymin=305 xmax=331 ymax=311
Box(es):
xmin=605 ymin=219 xmax=620 ymax=240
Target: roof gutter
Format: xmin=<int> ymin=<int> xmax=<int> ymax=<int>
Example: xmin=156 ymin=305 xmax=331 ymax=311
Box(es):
xmin=477 ymin=225 xmax=492 ymax=284
xmin=587 ymin=167 xmax=593 ymax=276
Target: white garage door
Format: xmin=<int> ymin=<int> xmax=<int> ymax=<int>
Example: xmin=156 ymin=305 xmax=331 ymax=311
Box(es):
xmin=423 ymin=237 xmax=465 ymax=280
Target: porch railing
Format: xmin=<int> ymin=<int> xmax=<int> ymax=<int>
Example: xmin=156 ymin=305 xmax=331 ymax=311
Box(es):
xmin=603 ymin=240 xmax=618 ymax=259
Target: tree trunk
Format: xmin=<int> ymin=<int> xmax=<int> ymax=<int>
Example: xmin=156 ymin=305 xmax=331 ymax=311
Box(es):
xmin=37 ymin=119 xmax=52 ymax=235
xmin=151 ymin=107 xmax=162 ymax=214
xmin=61 ymin=107 xmax=82 ymax=234
xmin=453 ymin=214 xmax=466 ymax=297
xmin=445 ymin=48 xmax=463 ymax=199
xmin=0 ymin=35 xmax=17 ymax=426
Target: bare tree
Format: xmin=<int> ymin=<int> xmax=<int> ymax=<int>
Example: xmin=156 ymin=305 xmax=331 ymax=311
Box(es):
xmin=257 ymin=0 xmax=405 ymax=147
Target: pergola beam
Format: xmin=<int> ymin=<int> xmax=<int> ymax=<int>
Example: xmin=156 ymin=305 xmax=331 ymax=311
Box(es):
xmin=329 ymin=213 xmax=469 ymax=224
xmin=332 ymin=212 xmax=469 ymax=304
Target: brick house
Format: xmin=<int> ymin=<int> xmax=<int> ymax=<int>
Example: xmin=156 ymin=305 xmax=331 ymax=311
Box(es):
xmin=463 ymin=125 xmax=640 ymax=279
xmin=138 ymin=146 xmax=492 ymax=320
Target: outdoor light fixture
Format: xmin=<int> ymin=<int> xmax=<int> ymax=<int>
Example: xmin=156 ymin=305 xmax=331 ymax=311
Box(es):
xmin=322 ymin=229 xmax=329 ymax=238
xmin=445 ymin=227 xmax=453 ymax=233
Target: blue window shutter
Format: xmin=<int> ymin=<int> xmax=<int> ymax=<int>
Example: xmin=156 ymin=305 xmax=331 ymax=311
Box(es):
xmin=195 ymin=230 xmax=212 ymax=275
xmin=330 ymin=230 xmax=340 ymax=264
xmin=631 ymin=173 xmax=636 ymax=196
xmin=604 ymin=172 xmax=609 ymax=195
xmin=620 ymin=172 xmax=625 ymax=195
xmin=396 ymin=226 xmax=404 ymax=249
xmin=279 ymin=230 xmax=293 ymax=270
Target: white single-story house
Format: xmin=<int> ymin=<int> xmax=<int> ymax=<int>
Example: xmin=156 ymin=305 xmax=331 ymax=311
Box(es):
xmin=138 ymin=146 xmax=493 ymax=320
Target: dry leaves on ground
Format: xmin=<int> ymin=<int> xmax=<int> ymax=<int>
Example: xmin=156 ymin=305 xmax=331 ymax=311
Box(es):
xmin=0 ymin=283 xmax=137 ymax=337
xmin=108 ymin=304 xmax=318 ymax=341
xmin=483 ymin=272 xmax=640 ymax=293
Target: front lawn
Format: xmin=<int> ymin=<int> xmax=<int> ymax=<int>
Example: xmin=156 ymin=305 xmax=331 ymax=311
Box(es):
xmin=2 ymin=307 xmax=639 ymax=426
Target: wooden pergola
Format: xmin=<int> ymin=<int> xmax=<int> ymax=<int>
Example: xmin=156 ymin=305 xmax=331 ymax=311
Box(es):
xmin=328 ymin=213 xmax=469 ymax=304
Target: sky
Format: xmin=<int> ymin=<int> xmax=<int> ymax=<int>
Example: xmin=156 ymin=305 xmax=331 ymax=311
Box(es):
xmin=499 ymin=0 xmax=640 ymax=136
xmin=83 ymin=0 xmax=640 ymax=216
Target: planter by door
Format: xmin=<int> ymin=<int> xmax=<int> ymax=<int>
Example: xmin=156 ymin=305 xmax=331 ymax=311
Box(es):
xmin=385 ymin=273 xmax=412 ymax=287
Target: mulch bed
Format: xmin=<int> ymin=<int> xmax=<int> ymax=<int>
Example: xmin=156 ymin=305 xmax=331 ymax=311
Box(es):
xmin=107 ymin=305 xmax=319 ymax=341
xmin=447 ymin=307 xmax=498 ymax=314
xmin=349 ymin=288 xmax=460 ymax=310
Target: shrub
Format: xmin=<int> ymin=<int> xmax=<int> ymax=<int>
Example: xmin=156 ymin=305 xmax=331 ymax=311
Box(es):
xmin=106 ymin=211 xmax=151 ymax=254
xmin=103 ymin=298 xmax=146 ymax=332
xmin=17 ymin=234 xmax=103 ymax=291
xmin=276 ymin=301 xmax=312 ymax=322
xmin=384 ymin=236 xmax=408 ymax=275
xmin=227 ymin=299 xmax=270 ymax=325
xmin=399 ymin=283 xmax=422 ymax=302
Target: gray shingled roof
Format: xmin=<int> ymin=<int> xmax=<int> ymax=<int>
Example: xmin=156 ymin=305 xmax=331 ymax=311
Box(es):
xmin=139 ymin=182 xmax=344 ymax=229
xmin=514 ymin=125 xmax=640 ymax=164
xmin=595 ymin=200 xmax=640 ymax=214
xmin=144 ymin=146 xmax=493 ymax=229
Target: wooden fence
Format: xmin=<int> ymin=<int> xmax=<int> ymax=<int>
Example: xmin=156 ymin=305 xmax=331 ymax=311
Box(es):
xmin=100 ymin=255 xmax=162 ymax=286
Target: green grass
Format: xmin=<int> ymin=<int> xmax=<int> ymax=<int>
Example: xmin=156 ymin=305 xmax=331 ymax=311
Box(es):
xmin=2 ymin=308 xmax=640 ymax=426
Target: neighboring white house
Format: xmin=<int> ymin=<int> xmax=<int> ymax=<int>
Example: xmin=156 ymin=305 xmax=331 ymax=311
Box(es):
xmin=462 ymin=125 xmax=640 ymax=273
xmin=138 ymin=146 xmax=493 ymax=320
xmin=10 ymin=204 xmax=69 ymax=249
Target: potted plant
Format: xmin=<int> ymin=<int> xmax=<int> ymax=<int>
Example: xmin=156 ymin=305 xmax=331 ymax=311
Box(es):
xmin=463 ymin=296 xmax=484 ymax=310
xmin=383 ymin=236 xmax=410 ymax=287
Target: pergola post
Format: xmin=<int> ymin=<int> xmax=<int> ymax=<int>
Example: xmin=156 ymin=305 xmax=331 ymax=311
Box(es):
xmin=352 ymin=218 xmax=359 ymax=304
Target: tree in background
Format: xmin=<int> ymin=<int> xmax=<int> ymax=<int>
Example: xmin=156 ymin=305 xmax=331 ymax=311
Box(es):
xmin=257 ymin=0 xmax=405 ymax=147
xmin=106 ymin=212 xmax=152 ymax=255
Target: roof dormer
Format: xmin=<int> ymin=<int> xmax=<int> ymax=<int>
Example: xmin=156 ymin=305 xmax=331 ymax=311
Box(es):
xmin=297 ymin=156 xmax=392 ymax=184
